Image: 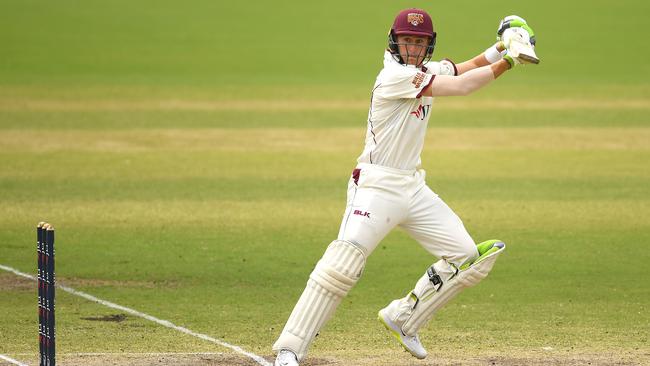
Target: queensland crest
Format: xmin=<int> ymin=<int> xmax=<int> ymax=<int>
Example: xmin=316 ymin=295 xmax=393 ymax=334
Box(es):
xmin=407 ymin=13 xmax=424 ymax=26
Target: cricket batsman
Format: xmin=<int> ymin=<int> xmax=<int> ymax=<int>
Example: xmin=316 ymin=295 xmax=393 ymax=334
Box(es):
xmin=273 ymin=9 xmax=538 ymax=366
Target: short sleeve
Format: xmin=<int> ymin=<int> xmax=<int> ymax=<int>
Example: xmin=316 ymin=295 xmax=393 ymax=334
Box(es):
xmin=375 ymin=66 xmax=435 ymax=100
xmin=422 ymin=59 xmax=458 ymax=76
xmin=439 ymin=59 xmax=458 ymax=76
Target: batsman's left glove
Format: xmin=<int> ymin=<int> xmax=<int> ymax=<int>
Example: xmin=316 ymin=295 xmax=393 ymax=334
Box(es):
xmin=496 ymin=15 xmax=536 ymax=46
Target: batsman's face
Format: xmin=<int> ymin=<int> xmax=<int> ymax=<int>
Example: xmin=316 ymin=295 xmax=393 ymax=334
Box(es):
xmin=396 ymin=34 xmax=429 ymax=66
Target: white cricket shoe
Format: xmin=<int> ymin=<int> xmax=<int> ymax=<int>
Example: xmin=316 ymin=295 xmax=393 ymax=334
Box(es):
xmin=378 ymin=308 xmax=428 ymax=359
xmin=274 ymin=349 xmax=299 ymax=366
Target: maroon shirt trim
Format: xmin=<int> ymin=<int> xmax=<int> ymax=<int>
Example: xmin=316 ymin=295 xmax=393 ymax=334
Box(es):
xmin=352 ymin=168 xmax=361 ymax=185
xmin=443 ymin=58 xmax=458 ymax=76
xmin=416 ymin=74 xmax=435 ymax=98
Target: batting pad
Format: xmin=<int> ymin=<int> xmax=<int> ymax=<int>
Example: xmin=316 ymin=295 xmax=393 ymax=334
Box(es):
xmin=384 ymin=240 xmax=505 ymax=336
xmin=273 ymin=240 xmax=366 ymax=361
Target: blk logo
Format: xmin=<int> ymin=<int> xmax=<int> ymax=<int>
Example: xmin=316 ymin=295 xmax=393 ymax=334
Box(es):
xmin=410 ymin=104 xmax=430 ymax=120
xmin=354 ymin=210 xmax=370 ymax=218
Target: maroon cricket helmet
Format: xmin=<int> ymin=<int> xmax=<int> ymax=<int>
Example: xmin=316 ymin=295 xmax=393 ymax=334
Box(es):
xmin=388 ymin=8 xmax=437 ymax=65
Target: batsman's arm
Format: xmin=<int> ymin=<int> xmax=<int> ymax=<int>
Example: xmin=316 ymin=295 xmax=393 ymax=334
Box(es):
xmin=421 ymin=59 xmax=510 ymax=97
xmin=455 ymin=14 xmax=535 ymax=75
xmin=455 ymin=42 xmax=506 ymax=75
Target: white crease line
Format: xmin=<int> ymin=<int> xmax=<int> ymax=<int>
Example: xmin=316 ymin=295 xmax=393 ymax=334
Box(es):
xmin=13 ymin=352 xmax=224 ymax=356
xmin=0 ymin=264 xmax=272 ymax=366
xmin=69 ymin=352 xmax=221 ymax=356
xmin=0 ymin=354 xmax=28 ymax=366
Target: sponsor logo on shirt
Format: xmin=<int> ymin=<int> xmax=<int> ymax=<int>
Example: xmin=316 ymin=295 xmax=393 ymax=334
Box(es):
xmin=412 ymin=72 xmax=426 ymax=88
xmin=407 ymin=13 xmax=424 ymax=26
xmin=411 ymin=104 xmax=431 ymax=120
xmin=353 ymin=209 xmax=371 ymax=218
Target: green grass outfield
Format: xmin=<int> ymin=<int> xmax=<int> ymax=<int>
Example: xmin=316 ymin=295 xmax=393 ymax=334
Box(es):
xmin=1 ymin=0 xmax=649 ymax=365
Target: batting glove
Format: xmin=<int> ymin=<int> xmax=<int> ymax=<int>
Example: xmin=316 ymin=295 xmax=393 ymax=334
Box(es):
xmin=496 ymin=15 xmax=536 ymax=46
xmin=501 ymin=27 xmax=539 ymax=65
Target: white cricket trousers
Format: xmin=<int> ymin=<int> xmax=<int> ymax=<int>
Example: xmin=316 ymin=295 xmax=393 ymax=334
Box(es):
xmin=338 ymin=163 xmax=478 ymax=267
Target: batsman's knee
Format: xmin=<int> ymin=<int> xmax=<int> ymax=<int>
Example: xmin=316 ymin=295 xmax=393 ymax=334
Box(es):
xmin=460 ymin=245 xmax=480 ymax=268
xmin=311 ymin=240 xmax=367 ymax=295
xmin=446 ymin=240 xmax=480 ymax=271
xmin=456 ymin=239 xmax=506 ymax=287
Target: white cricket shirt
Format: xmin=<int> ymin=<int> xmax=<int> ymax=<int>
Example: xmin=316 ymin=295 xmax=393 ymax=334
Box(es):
xmin=357 ymin=51 xmax=457 ymax=171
